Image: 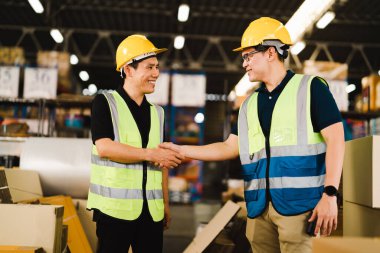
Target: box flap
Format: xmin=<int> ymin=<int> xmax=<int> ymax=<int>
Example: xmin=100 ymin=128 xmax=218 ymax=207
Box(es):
xmin=183 ymin=200 xmax=240 ymax=253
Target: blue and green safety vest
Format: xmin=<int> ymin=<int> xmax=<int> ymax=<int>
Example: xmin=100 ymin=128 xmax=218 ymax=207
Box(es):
xmin=87 ymin=91 xmax=165 ymax=221
xmin=238 ymin=74 xmax=327 ymax=218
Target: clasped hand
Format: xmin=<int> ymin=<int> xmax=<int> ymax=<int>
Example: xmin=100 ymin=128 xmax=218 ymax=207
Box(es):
xmin=150 ymin=142 xmax=185 ymax=169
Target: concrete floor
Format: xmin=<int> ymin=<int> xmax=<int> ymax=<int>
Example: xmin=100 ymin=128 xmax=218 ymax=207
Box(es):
xmin=163 ymin=204 xmax=194 ymax=253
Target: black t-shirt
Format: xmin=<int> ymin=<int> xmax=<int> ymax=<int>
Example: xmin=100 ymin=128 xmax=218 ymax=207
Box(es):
xmin=91 ymin=86 xmax=151 ymax=147
xmin=231 ymin=70 xmax=342 ymax=137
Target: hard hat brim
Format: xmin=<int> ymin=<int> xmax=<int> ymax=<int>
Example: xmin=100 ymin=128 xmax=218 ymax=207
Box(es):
xmin=116 ymin=47 xmax=168 ymax=71
xmin=232 ymin=46 xmax=246 ymax=52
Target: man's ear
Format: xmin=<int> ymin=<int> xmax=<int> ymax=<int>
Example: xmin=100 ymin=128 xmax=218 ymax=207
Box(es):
xmin=267 ymin=47 xmax=277 ymax=61
xmin=124 ymin=65 xmax=133 ymax=78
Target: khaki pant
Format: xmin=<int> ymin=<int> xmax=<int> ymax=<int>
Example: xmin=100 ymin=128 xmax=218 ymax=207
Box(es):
xmin=246 ymin=202 xmax=313 ymax=253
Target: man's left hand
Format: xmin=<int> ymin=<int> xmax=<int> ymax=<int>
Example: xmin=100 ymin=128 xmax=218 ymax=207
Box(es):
xmin=308 ymin=193 xmax=338 ymax=236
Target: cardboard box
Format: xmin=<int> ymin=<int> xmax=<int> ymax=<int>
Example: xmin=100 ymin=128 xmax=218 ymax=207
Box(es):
xmin=38 ymin=196 xmax=93 ymax=253
xmin=343 ymin=200 xmax=380 ymax=237
xmin=183 ymin=200 xmax=241 ymax=253
xmin=312 ymin=237 xmax=380 ymax=253
xmin=0 ymin=246 xmax=43 ymax=253
xmin=0 ymin=169 xmax=43 ymax=203
xmin=343 ymin=135 xmax=380 ymax=208
xmin=0 ymin=204 xmax=64 ymax=253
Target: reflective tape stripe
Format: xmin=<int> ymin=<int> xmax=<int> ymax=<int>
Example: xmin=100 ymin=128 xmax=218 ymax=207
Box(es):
xmin=297 ymin=75 xmax=311 ymax=145
xmin=103 ymin=92 xmax=121 ymax=142
xmin=244 ymin=174 xmax=325 ymax=191
xmin=90 ymin=183 xmax=163 ymax=200
xmin=243 ymin=142 xmax=326 ymax=165
xmin=154 ymin=105 xmax=164 ymax=143
xmin=271 ymin=175 xmax=325 ymax=189
xmin=245 ymin=148 xmax=266 ymax=164
xmin=91 ymin=154 xmax=143 ymax=169
xmin=245 ymin=178 xmax=267 ymax=191
xmin=92 ymin=154 xmax=162 ymax=171
xmin=270 ymin=142 xmax=326 ymax=157
xmin=146 ymin=188 xmax=163 ymax=200
xmin=238 ymin=96 xmax=252 ymax=165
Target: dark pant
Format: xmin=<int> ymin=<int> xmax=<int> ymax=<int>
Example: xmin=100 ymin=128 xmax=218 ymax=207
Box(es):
xmin=96 ymin=205 xmax=163 ymax=253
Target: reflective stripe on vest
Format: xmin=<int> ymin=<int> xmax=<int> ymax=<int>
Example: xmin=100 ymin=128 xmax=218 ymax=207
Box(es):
xmin=87 ymin=91 xmax=165 ymax=221
xmin=91 ymin=154 xmax=161 ymax=171
xmin=90 ymin=183 xmax=163 ymax=200
xmin=238 ymin=74 xmax=327 ymax=217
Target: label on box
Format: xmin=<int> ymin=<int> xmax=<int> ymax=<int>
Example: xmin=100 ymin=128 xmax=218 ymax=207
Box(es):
xmin=23 ymin=67 xmax=58 ymax=99
xmin=0 ymin=66 xmax=20 ymax=98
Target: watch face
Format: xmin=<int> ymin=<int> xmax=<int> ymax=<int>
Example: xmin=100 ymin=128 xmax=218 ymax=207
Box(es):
xmin=324 ymin=186 xmax=338 ymax=196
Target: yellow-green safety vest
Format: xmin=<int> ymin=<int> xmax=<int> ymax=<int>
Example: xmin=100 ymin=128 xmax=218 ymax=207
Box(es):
xmin=87 ymin=91 xmax=165 ymax=221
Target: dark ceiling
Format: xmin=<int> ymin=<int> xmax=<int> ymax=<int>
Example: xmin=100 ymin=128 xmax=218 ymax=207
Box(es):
xmin=1 ymin=0 xmax=379 ymax=94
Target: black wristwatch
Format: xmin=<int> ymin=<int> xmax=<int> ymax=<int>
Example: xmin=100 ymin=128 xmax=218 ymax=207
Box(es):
xmin=324 ymin=185 xmax=338 ymax=197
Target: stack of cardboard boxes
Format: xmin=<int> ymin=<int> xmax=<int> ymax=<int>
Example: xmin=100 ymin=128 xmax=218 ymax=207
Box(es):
xmin=0 ymin=168 xmax=93 ymax=253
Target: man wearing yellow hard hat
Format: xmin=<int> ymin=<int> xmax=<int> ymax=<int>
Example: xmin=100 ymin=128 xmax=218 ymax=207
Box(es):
xmin=160 ymin=17 xmax=344 ymax=252
xmin=87 ymin=34 xmax=184 ymax=253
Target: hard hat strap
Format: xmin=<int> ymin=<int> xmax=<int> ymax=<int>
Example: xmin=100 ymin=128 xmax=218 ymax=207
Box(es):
xmin=262 ymin=40 xmax=288 ymax=56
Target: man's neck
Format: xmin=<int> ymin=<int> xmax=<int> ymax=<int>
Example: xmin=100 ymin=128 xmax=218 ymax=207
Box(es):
xmin=263 ymin=65 xmax=287 ymax=92
xmin=123 ymin=82 xmax=144 ymax=105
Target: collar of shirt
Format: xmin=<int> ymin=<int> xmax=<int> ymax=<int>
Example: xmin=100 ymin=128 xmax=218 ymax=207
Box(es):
xmin=256 ymin=70 xmax=295 ymax=94
xmin=116 ymin=86 xmax=150 ymax=109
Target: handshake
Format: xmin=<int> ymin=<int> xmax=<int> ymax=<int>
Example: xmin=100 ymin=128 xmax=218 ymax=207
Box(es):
xmin=148 ymin=142 xmax=186 ymax=169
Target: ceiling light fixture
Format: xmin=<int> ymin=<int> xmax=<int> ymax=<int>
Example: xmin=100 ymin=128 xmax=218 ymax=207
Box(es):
xmin=290 ymin=41 xmax=306 ymax=55
xmin=70 ymin=54 xmax=79 ymax=65
xmin=316 ymin=11 xmax=335 ymax=29
xmin=79 ymin=71 xmax=89 ymax=81
xmin=50 ymin=29 xmax=64 ymax=43
xmin=28 ymin=0 xmax=44 ymax=14
xmin=174 ymin=35 xmax=185 ymax=50
xmin=178 ymin=4 xmax=190 ymax=22
xmin=285 ymin=0 xmax=335 ymax=43
xmin=88 ymin=84 xmax=98 ymax=95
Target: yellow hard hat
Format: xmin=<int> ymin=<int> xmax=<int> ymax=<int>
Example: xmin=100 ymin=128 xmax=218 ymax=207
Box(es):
xmin=233 ymin=17 xmax=292 ymax=52
xmin=115 ymin=34 xmax=167 ymax=71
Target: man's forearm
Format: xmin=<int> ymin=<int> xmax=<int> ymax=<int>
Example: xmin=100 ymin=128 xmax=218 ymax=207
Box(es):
xmin=322 ymin=122 xmax=345 ymax=188
xmin=182 ymin=134 xmax=239 ymax=161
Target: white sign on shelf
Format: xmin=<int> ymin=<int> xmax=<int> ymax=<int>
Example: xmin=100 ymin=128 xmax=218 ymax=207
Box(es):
xmin=0 ymin=66 xmax=20 ymax=98
xmin=146 ymin=72 xmax=170 ymax=106
xmin=23 ymin=67 xmax=58 ymax=99
xmin=172 ymin=73 xmax=206 ymax=107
